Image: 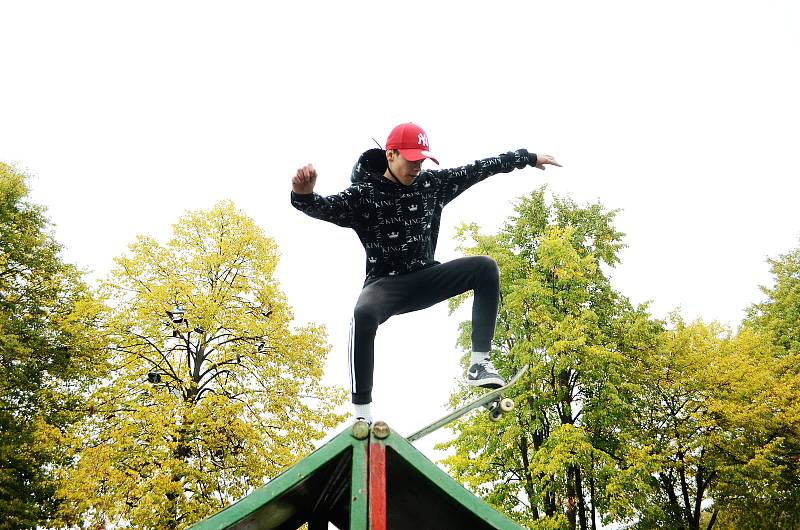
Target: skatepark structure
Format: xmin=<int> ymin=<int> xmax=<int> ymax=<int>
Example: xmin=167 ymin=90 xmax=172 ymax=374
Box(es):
xmin=188 ymin=421 xmax=523 ymax=530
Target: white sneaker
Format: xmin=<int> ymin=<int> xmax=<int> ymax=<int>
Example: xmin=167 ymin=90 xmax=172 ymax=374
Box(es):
xmin=466 ymin=359 xmax=505 ymax=389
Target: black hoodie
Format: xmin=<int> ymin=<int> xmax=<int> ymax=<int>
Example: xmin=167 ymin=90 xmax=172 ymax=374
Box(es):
xmin=290 ymin=148 xmax=537 ymax=286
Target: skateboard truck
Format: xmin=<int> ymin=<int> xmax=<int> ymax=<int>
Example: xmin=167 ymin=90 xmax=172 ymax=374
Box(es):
xmin=487 ymin=397 xmax=515 ymax=422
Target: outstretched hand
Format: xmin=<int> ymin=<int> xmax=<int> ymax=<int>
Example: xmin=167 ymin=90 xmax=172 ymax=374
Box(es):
xmin=292 ymin=164 xmax=317 ymax=194
xmin=535 ymin=154 xmax=562 ymax=170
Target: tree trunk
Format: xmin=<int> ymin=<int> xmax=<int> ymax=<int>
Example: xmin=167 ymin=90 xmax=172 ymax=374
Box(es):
xmin=567 ymin=466 xmax=577 ymax=530
xmin=589 ymin=457 xmax=597 ymax=530
xmin=678 ymin=457 xmax=697 ymax=530
xmin=660 ymin=472 xmax=685 ymax=528
xmin=519 ymin=432 xmax=540 ymax=520
xmin=575 ymin=465 xmax=589 ymax=530
xmin=559 ymin=369 xmax=577 ymax=529
xmin=545 ymin=491 xmax=557 ymax=518
xmin=692 ymin=465 xmax=706 ymax=530
xmin=558 ymin=369 xmax=574 ymax=424
xmin=706 ymin=508 xmax=718 ymax=530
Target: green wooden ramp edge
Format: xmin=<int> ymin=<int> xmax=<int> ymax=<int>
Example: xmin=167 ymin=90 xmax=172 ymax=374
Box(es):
xmin=381 ymin=429 xmax=523 ymax=530
xmin=189 ymin=428 xmax=364 ymax=530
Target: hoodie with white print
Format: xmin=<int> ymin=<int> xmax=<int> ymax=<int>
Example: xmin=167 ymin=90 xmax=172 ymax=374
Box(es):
xmin=290 ymin=148 xmax=537 ymax=285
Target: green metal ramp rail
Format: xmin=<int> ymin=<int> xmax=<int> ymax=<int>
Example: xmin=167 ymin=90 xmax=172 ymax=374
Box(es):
xmin=189 ymin=421 xmax=523 ymax=530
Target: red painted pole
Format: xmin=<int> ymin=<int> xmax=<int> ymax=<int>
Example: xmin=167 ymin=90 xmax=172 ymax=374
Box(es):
xmin=368 ymin=440 xmax=387 ymax=530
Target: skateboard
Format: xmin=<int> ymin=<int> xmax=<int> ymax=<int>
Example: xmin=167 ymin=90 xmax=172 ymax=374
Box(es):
xmin=406 ymin=365 xmax=528 ymax=442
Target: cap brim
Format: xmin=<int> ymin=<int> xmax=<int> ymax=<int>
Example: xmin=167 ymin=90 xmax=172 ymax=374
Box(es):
xmin=398 ymin=148 xmax=439 ymax=165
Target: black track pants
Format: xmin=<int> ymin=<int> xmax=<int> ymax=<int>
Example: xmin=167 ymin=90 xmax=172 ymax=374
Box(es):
xmin=348 ymin=256 xmax=500 ymax=404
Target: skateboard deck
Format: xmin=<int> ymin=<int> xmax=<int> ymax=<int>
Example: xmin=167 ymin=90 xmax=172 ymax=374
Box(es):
xmin=406 ymin=364 xmax=528 ymax=442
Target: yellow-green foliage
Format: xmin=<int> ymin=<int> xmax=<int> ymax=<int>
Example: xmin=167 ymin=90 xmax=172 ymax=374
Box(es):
xmin=55 ymin=201 xmax=346 ymax=529
xmin=440 ymin=189 xmax=800 ymax=530
xmin=441 ymin=189 xmax=641 ymax=529
xmin=0 ymin=163 xmax=105 ymax=530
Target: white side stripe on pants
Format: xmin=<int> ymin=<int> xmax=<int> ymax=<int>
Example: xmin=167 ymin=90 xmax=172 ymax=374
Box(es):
xmin=348 ymin=315 xmax=356 ymax=395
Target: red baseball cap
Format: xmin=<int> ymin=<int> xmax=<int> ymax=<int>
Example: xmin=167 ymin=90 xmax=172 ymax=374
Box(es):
xmin=385 ymin=123 xmax=439 ymax=165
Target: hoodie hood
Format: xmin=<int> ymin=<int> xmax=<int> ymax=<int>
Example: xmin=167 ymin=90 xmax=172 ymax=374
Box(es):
xmin=351 ymin=148 xmax=388 ymax=184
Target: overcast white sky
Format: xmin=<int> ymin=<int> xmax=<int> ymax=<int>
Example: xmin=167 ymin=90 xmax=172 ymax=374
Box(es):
xmin=2 ymin=1 xmax=799 ymax=465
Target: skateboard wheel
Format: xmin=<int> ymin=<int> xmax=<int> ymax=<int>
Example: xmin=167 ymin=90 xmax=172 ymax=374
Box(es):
xmin=490 ymin=410 xmax=502 ymax=422
xmin=500 ymin=398 xmax=514 ymax=412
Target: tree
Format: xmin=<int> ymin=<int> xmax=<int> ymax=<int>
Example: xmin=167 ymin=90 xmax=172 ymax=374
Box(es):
xmin=56 ymin=201 xmax=347 ymax=529
xmin=438 ymin=190 xmax=799 ymax=530
xmin=706 ymin=244 xmax=800 ymax=529
xmin=621 ymin=319 xmax=746 ymax=530
xmin=617 ymin=311 xmax=800 ymax=530
xmin=709 ymin=331 xmax=800 ymax=530
xmin=0 ymin=163 xmax=104 ymax=530
xmin=438 ymin=189 xmax=657 ymax=530
xmin=746 ymin=245 xmax=800 ymax=355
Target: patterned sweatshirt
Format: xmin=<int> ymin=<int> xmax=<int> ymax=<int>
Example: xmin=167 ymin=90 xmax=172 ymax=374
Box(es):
xmin=290 ymin=148 xmax=537 ymax=286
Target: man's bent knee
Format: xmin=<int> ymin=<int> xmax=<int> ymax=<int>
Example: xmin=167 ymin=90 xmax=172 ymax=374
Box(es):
xmin=352 ymin=303 xmax=382 ymax=332
xmin=473 ymin=255 xmax=500 ymax=282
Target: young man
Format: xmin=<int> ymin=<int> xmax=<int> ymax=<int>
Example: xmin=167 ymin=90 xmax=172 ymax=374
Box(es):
xmin=291 ymin=123 xmax=560 ymax=424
